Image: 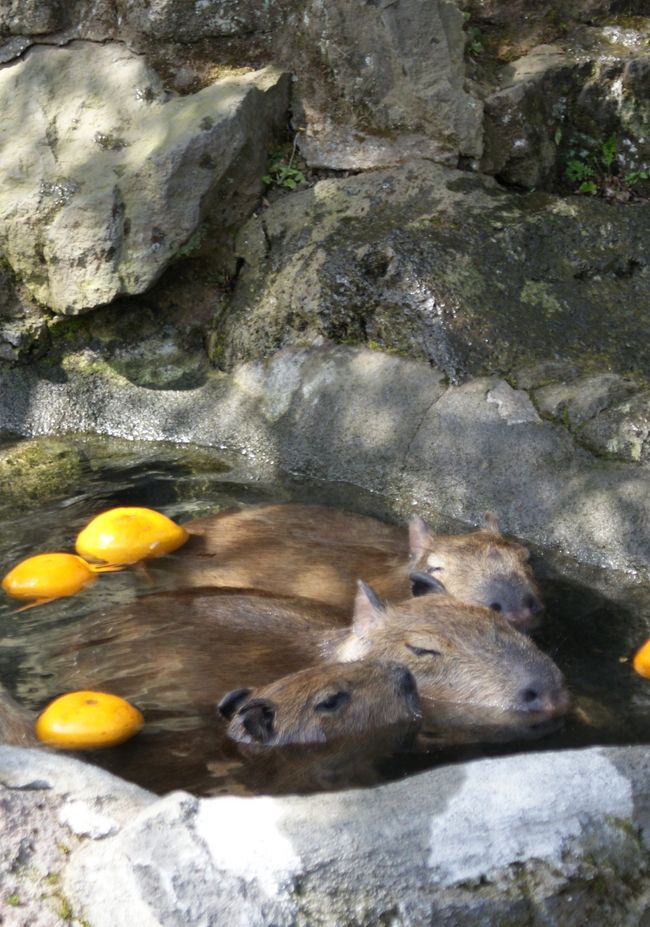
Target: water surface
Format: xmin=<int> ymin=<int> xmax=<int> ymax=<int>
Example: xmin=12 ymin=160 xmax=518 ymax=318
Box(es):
xmin=1 ymin=434 xmax=649 ymax=795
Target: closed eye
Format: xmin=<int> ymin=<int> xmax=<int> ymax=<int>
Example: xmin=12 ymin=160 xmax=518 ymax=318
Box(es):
xmin=406 ymin=643 xmax=442 ymax=657
xmin=315 ymin=691 xmax=350 ymax=713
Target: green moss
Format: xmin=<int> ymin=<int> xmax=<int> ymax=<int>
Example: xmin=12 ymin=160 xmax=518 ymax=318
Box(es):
xmin=6 ymin=893 xmax=21 ymax=907
xmin=519 ymin=280 xmax=562 ymax=316
xmin=0 ymin=438 xmax=82 ymax=508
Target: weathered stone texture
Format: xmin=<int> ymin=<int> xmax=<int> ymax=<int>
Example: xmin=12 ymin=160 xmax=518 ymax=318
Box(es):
xmin=0 ymin=42 xmax=288 ymax=314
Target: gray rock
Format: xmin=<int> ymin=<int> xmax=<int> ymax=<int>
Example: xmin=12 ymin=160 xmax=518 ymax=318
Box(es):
xmin=121 ymin=0 xmax=275 ymax=42
xmin=0 ymin=42 xmax=288 ymax=314
xmin=534 ymin=374 xmax=639 ymax=428
xmin=580 ymin=390 xmax=650 ymax=462
xmin=58 ymin=746 xmax=650 ymax=927
xmin=0 ymin=747 xmax=153 ymax=927
xmin=2 ymin=344 xmax=650 ymax=575
xmin=217 ymin=160 xmax=650 ymax=384
xmin=481 ymin=24 xmax=650 ymax=191
xmin=0 ymin=0 xmax=64 ymax=34
xmin=287 ymin=0 xmax=483 ymax=170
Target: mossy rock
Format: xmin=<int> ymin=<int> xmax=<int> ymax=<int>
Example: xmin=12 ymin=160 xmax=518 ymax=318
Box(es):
xmin=0 ymin=438 xmax=83 ymax=510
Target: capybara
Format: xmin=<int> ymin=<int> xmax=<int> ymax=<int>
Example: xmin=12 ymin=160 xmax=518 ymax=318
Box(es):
xmin=45 ymin=584 xmax=565 ymax=725
xmin=0 ymin=684 xmax=37 ymax=746
xmin=218 ymin=660 xmax=421 ymax=746
xmin=163 ymin=504 xmax=542 ymax=628
xmin=3 ymin=583 xmax=566 ymax=793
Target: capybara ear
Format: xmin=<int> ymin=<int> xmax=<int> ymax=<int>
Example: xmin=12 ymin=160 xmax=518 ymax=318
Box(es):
xmin=217 ymin=687 xmax=252 ymax=720
xmin=408 ymin=571 xmax=447 ymax=598
xmin=240 ymin=699 xmax=275 ymax=744
xmin=408 ymin=515 xmax=431 ymax=559
xmin=352 ymin=581 xmax=386 ymax=635
xmin=483 ymin=512 xmax=501 ymax=534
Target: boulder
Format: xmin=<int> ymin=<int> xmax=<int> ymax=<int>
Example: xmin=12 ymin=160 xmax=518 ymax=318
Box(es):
xmin=481 ymin=22 xmax=650 ymax=192
xmin=287 ymin=0 xmax=483 ymax=170
xmin=0 ymin=42 xmax=289 ymax=314
xmin=11 ymin=744 xmax=643 ymax=927
xmin=216 ymin=160 xmax=650 ymax=384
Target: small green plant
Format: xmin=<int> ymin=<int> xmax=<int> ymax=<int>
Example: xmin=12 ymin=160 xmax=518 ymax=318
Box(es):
xmin=6 ymin=894 xmax=21 ymax=907
xmin=625 ymin=168 xmax=650 ymax=185
xmin=262 ymin=138 xmax=306 ymax=191
xmin=462 ymin=11 xmax=483 ymax=55
xmin=565 ymin=134 xmax=649 ymax=198
xmin=565 ymin=157 xmax=598 ymax=194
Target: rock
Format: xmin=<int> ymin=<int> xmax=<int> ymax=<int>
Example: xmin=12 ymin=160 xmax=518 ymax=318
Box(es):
xmin=0 ymin=746 xmax=152 ymax=927
xmin=0 ymin=0 xmax=64 ymax=34
xmin=534 ymin=374 xmax=639 ymax=428
xmin=580 ymin=390 xmax=650 ymax=462
xmin=121 ymin=0 xmax=275 ymax=42
xmin=0 ymin=42 xmax=289 ymax=314
xmin=58 ymin=800 xmax=119 ymax=839
xmin=0 ymin=437 xmax=83 ymax=511
xmin=217 ymin=160 xmax=650 ymax=384
xmin=59 ymin=746 xmax=650 ymax=927
xmin=2 ymin=345 xmax=650 ymax=575
xmin=481 ymin=46 xmax=591 ymax=189
xmin=481 ymin=23 xmax=650 ymax=192
xmin=287 ymin=0 xmax=483 ymax=170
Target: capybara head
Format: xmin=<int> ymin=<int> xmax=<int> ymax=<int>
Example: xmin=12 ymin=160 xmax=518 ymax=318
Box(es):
xmin=218 ymin=660 xmax=421 ymax=746
xmin=409 ymin=513 xmax=543 ymax=630
xmin=333 ymin=581 xmax=568 ymax=719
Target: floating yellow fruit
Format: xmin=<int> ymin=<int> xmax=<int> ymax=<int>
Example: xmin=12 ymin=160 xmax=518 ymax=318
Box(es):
xmin=633 ymin=639 xmax=650 ymax=679
xmin=1 ymin=552 xmax=116 ymax=609
xmin=76 ymin=506 xmax=189 ymax=566
xmin=35 ymin=690 xmax=144 ymax=749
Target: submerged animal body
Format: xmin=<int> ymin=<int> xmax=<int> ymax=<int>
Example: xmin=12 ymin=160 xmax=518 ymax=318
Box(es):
xmin=164 ymin=504 xmax=542 ymax=629
xmin=45 ymin=588 xmax=564 ymax=722
xmin=0 ymin=579 xmax=567 ymax=793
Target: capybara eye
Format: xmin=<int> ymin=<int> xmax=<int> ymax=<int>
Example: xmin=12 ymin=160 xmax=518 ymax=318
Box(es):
xmin=406 ymin=643 xmax=441 ymax=657
xmin=315 ymin=691 xmax=350 ymax=713
xmin=489 ymin=602 xmax=503 ymax=612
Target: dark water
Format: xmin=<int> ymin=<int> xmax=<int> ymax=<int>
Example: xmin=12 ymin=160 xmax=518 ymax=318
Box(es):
xmin=1 ymin=434 xmax=650 ymax=796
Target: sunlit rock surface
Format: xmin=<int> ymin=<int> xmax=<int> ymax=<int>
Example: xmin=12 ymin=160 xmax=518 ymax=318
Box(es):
xmin=215 ymin=160 xmax=650 ymax=383
xmin=0 ymin=42 xmax=288 ymax=314
xmin=1 ymin=344 xmax=650 ymax=576
xmin=1 ymin=745 xmax=649 ymax=927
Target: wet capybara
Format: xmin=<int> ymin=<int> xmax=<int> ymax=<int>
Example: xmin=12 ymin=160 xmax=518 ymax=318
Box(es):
xmin=332 ymin=581 xmax=567 ymax=717
xmin=5 ymin=584 xmax=566 ymax=793
xmin=44 ymin=584 xmax=565 ymax=724
xmin=218 ymin=660 xmax=421 ymax=746
xmin=163 ymin=504 xmax=542 ymax=628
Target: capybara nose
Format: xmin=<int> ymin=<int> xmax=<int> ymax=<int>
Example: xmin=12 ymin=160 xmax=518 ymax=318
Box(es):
xmin=397 ymin=666 xmax=418 ymax=697
xmin=524 ymin=593 xmax=542 ymax=616
xmin=390 ymin=664 xmax=421 ymax=714
xmin=516 ymin=680 xmax=570 ymax=715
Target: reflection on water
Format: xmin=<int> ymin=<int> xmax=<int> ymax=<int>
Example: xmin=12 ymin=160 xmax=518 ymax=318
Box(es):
xmin=1 ymin=434 xmax=650 ymax=796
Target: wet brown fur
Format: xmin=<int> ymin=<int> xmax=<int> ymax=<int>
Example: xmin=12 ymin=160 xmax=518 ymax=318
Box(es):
xmin=0 ymin=686 xmax=38 ymax=746
xmin=223 ymin=660 xmax=420 ymax=746
xmin=42 ymin=588 xmax=564 ymax=721
xmin=164 ymin=504 xmax=541 ymax=626
xmin=0 ymin=588 xmax=565 ymax=793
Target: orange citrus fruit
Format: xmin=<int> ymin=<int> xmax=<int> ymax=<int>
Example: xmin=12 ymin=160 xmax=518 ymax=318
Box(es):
xmin=76 ymin=506 xmax=188 ymax=566
xmin=35 ymin=690 xmax=144 ymax=749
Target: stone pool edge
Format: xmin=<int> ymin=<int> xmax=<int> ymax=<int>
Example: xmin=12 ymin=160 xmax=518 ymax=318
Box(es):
xmin=1 ymin=342 xmax=650 ymax=578
xmin=2 ymin=744 xmax=650 ymax=926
